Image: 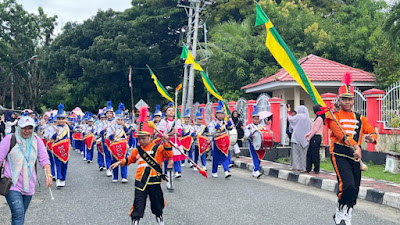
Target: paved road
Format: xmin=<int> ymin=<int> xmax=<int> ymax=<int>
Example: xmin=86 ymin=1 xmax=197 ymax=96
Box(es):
xmin=1 ymin=150 xmax=399 ymax=225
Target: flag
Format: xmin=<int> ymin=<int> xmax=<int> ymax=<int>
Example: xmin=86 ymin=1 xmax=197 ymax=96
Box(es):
xmin=255 ymin=2 xmax=325 ymax=107
xmin=128 ymin=66 xmax=132 ymax=87
xmin=180 ymin=45 xmax=204 ymax=71
xmin=147 ymin=65 xmax=174 ymax=103
xmin=176 ymin=83 xmax=182 ymax=92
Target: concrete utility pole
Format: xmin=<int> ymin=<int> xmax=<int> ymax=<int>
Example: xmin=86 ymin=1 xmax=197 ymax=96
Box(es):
xmin=178 ymin=0 xmax=215 ymax=114
xmin=181 ymin=7 xmax=193 ymax=113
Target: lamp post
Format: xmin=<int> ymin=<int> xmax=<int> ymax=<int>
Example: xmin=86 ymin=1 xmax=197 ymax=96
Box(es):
xmin=10 ymin=55 xmax=37 ymax=110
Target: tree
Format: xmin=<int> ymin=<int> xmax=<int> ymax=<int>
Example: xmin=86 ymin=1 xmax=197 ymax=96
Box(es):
xmin=383 ymin=2 xmax=400 ymax=47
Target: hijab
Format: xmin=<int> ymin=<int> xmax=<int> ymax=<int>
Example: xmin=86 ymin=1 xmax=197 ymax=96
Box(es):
xmin=289 ymin=105 xmax=311 ymax=148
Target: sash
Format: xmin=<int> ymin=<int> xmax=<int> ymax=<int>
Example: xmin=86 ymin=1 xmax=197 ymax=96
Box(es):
xmin=52 ymin=139 xmax=70 ymax=163
xmin=96 ymin=140 xmax=104 ymax=154
xmin=47 ymin=141 xmax=53 ymax=152
xmin=109 ymin=139 xmax=128 ymax=160
xmin=197 ymin=135 xmax=211 ymax=155
xmin=135 ymin=144 xmax=167 ymax=191
xmin=214 ymin=132 xmax=230 ymax=156
xmin=181 ymin=135 xmax=193 ymax=151
xmin=84 ymin=134 xmax=95 ymax=149
xmin=72 ymin=132 xmax=83 ymax=140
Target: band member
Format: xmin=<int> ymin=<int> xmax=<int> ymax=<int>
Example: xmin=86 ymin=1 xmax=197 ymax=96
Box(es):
xmin=208 ymin=100 xmax=233 ymax=178
xmin=327 ymin=73 xmax=378 ymax=225
xmin=127 ymin=114 xmax=138 ymax=149
xmin=193 ymin=109 xmax=208 ymax=171
xmin=106 ymin=103 xmax=129 ymax=183
xmin=100 ymin=101 xmax=115 ymax=177
xmin=152 ymin=105 xmax=162 ymax=145
xmin=181 ymin=109 xmax=195 ymax=167
xmin=50 ymin=104 xmax=71 ymax=187
xmin=110 ymin=107 xmax=172 ymax=225
xmin=158 ymin=103 xmax=185 ymax=190
xmin=95 ymin=112 xmax=106 ymax=171
xmin=44 ymin=114 xmax=56 ymax=178
xmin=244 ymin=106 xmax=264 ymax=178
xmin=83 ymin=113 xmax=95 ymax=163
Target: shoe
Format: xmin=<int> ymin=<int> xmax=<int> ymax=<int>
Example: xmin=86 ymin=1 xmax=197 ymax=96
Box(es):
xmin=99 ymin=167 xmax=104 ymax=171
xmin=81 ymin=152 xmax=84 ymax=155
xmin=334 ymin=204 xmax=351 ymax=225
xmin=132 ymin=219 xmax=140 ymax=225
xmin=218 ymin=165 xmax=222 ymax=168
xmin=212 ymin=173 xmax=218 ymax=178
xmin=224 ymin=171 xmax=231 ymax=178
xmin=174 ymin=172 xmax=181 ymax=179
xmin=254 ymin=170 xmax=262 ymax=179
xmin=235 ymin=154 xmax=240 ymax=158
xmin=106 ymin=170 xmax=112 ymax=177
xmin=156 ymin=215 xmax=164 ymax=225
xmin=189 ymin=162 xmax=193 ymax=168
xmin=193 ymin=167 xmax=198 ymax=171
xmin=56 ymin=179 xmax=62 ymax=187
xmin=181 ymin=163 xmax=185 ymax=167
xmin=60 ymin=180 xmax=65 ymax=187
xmin=83 ymin=158 xmax=86 ymax=161
xmin=202 ymin=166 xmax=207 ymax=171
xmin=166 ymin=169 xmax=174 ymax=190
xmin=229 ymin=164 xmax=234 ymax=168
xmin=87 ymin=160 xmax=90 ymax=163
xmin=112 ymin=179 xmax=118 ymax=183
xmin=121 ymin=178 xmax=128 ymax=183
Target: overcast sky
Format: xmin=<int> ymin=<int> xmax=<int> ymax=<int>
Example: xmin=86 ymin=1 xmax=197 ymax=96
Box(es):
xmin=16 ymin=0 xmax=132 ymax=34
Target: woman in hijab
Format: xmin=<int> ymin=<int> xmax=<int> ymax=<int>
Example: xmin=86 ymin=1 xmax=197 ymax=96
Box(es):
xmin=4 ymin=111 xmax=18 ymax=135
xmin=231 ymin=110 xmax=244 ymax=157
xmin=288 ymin=105 xmax=311 ymax=172
xmin=0 ymin=116 xmax=52 ymax=225
xmin=305 ymin=104 xmax=325 ymax=174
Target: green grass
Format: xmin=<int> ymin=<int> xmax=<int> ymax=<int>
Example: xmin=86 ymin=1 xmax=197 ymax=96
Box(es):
xmin=276 ymin=157 xmax=400 ymax=184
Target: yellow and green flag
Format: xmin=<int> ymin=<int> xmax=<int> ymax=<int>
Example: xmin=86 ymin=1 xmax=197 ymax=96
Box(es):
xmin=180 ymin=45 xmax=232 ymax=116
xmin=147 ymin=65 xmax=174 ymax=103
xmin=255 ymin=2 xmax=325 ymax=106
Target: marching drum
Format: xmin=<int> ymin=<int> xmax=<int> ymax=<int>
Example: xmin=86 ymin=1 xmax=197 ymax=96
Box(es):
xmin=252 ymin=130 xmax=263 ymax=150
xmin=228 ymin=128 xmax=238 ymax=146
xmin=252 ymin=130 xmax=275 ymax=150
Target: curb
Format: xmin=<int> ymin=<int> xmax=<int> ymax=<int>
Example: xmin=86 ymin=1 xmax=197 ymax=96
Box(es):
xmin=232 ymin=160 xmax=400 ymax=210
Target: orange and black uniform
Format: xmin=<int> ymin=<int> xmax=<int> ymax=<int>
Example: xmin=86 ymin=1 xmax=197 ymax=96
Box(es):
xmin=121 ymin=141 xmax=173 ymax=220
xmin=326 ymin=109 xmax=377 ymax=208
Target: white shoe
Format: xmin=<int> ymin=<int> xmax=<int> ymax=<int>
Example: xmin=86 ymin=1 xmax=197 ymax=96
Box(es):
xmin=218 ymin=165 xmax=222 ymax=168
xmin=202 ymin=166 xmax=207 ymax=171
xmin=181 ymin=163 xmax=185 ymax=167
xmin=254 ymin=170 xmax=262 ymax=179
xmin=156 ymin=216 xmax=164 ymax=225
xmin=189 ymin=162 xmax=193 ymax=168
xmin=112 ymin=179 xmax=118 ymax=183
xmin=334 ymin=204 xmax=350 ymax=225
xmin=224 ymin=171 xmax=231 ymax=178
xmin=56 ymin=179 xmax=62 ymax=187
xmin=121 ymin=178 xmax=128 ymax=183
xmin=106 ymin=170 xmax=112 ymax=177
xmin=60 ymin=180 xmax=65 ymax=187
xmin=83 ymin=158 xmax=86 ymax=161
xmin=212 ymin=173 xmax=218 ymax=178
xmin=80 ymin=152 xmax=84 ymax=155
xmin=229 ymin=164 xmax=234 ymax=168
xmin=174 ymin=172 xmax=181 ymax=179
xmin=193 ymin=167 xmax=198 ymax=171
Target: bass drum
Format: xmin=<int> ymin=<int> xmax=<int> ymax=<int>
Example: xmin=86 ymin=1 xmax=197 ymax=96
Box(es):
xmin=252 ymin=130 xmax=263 ymax=150
xmin=228 ymin=128 xmax=238 ymax=146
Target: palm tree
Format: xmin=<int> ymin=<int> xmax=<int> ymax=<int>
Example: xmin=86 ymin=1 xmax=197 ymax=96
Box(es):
xmin=383 ymin=2 xmax=400 ymax=46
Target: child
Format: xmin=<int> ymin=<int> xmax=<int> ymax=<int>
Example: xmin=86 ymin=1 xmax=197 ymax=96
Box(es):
xmin=110 ymin=107 xmax=172 ymax=225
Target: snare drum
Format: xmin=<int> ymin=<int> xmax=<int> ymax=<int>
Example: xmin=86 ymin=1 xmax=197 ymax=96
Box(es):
xmin=252 ymin=130 xmax=263 ymax=150
xmin=261 ymin=130 xmax=274 ymax=149
xmin=228 ymin=128 xmax=238 ymax=146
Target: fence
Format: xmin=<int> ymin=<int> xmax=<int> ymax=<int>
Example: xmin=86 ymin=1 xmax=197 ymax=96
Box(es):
xmin=379 ymin=82 xmax=400 ymax=129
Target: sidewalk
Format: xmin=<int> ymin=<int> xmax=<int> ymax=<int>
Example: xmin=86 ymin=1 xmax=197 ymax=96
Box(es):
xmin=232 ymin=156 xmax=400 ymax=210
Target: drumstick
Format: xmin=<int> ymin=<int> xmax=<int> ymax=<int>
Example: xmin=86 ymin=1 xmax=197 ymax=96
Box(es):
xmin=44 ymin=170 xmax=55 ymax=200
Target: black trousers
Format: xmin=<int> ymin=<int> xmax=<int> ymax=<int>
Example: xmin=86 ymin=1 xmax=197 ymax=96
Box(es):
xmin=130 ymin=184 xmax=165 ymax=220
xmin=331 ymin=153 xmax=361 ymax=208
xmin=306 ymin=135 xmax=321 ymax=172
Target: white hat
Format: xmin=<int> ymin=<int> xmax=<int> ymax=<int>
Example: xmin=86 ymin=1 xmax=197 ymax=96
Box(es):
xmin=18 ymin=116 xmax=36 ymax=128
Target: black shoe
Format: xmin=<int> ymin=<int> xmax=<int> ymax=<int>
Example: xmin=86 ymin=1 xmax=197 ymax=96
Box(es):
xmin=99 ymin=167 xmax=104 ymax=171
xmin=87 ymin=161 xmax=91 ymax=164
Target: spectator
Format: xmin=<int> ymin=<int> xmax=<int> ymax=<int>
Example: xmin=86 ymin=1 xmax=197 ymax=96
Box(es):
xmin=231 ymin=110 xmax=244 ymax=157
xmin=286 ymin=110 xmax=296 ymax=142
xmin=288 ymin=106 xmax=311 ymax=172
xmin=4 ymin=111 xmax=18 ymax=135
xmin=305 ymin=104 xmax=325 ymax=174
xmin=0 ymin=116 xmax=52 ymax=224
xmin=0 ymin=114 xmax=5 ymax=141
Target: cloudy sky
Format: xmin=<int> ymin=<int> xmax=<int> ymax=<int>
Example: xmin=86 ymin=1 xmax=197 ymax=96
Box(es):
xmin=16 ymin=0 xmax=132 ymax=34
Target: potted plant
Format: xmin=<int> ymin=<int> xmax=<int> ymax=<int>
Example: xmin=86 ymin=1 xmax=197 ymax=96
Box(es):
xmin=385 ymin=114 xmax=400 ymax=174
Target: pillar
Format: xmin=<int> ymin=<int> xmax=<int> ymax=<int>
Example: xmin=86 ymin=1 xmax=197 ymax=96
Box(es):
xmin=269 ymin=97 xmax=282 ymax=143
xmin=198 ymin=103 xmax=206 ymax=122
xmin=363 ymin=88 xmax=385 ymax=151
xmin=212 ymin=102 xmax=218 ymax=121
xmin=321 ymin=93 xmax=338 ymax=147
xmin=246 ymin=100 xmax=256 ymax=125
xmin=227 ymin=101 xmax=237 ymax=114
xmin=294 ymin=86 xmax=300 ymax=110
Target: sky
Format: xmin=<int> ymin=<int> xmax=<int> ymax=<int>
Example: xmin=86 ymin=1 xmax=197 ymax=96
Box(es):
xmin=16 ymin=0 xmax=132 ymax=34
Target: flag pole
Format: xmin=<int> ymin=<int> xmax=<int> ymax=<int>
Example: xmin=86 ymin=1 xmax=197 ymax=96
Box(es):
xmin=129 ymin=66 xmax=135 ymax=116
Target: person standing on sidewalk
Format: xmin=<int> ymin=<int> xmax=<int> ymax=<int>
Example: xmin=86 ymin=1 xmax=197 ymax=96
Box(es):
xmin=327 ymin=73 xmax=378 ymax=225
xmin=0 ymin=115 xmax=52 ymax=225
xmin=305 ymin=104 xmax=325 ymax=174
xmin=288 ymin=105 xmax=311 ymax=172
xmin=231 ymin=110 xmax=243 ymax=157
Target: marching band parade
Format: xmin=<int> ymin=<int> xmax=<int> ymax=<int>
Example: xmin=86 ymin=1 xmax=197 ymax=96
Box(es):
xmin=1 ymin=1 xmax=399 ymax=225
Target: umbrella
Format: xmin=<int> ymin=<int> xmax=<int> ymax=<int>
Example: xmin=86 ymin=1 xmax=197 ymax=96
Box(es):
xmin=259 ymin=111 xmax=273 ymax=120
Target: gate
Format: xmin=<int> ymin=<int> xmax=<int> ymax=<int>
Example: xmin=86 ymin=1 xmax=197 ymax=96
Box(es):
xmin=256 ymin=93 xmax=271 ymax=112
xmin=354 ymin=87 xmax=367 ymax=116
xmin=236 ymin=98 xmax=247 ymax=125
xmin=379 ymin=82 xmax=400 ymax=129
xmin=205 ymin=102 xmax=213 ymax=125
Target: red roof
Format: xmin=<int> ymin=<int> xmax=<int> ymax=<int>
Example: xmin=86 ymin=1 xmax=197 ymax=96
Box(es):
xmin=242 ymin=54 xmax=375 ymax=89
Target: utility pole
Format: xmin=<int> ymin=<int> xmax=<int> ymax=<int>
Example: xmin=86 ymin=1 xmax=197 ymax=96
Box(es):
xmin=181 ymin=7 xmax=193 ymax=113
xmin=177 ymin=0 xmax=215 ymax=114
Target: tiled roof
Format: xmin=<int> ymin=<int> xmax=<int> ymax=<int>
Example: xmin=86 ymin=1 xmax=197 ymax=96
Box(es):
xmin=242 ymin=54 xmax=375 ymax=89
